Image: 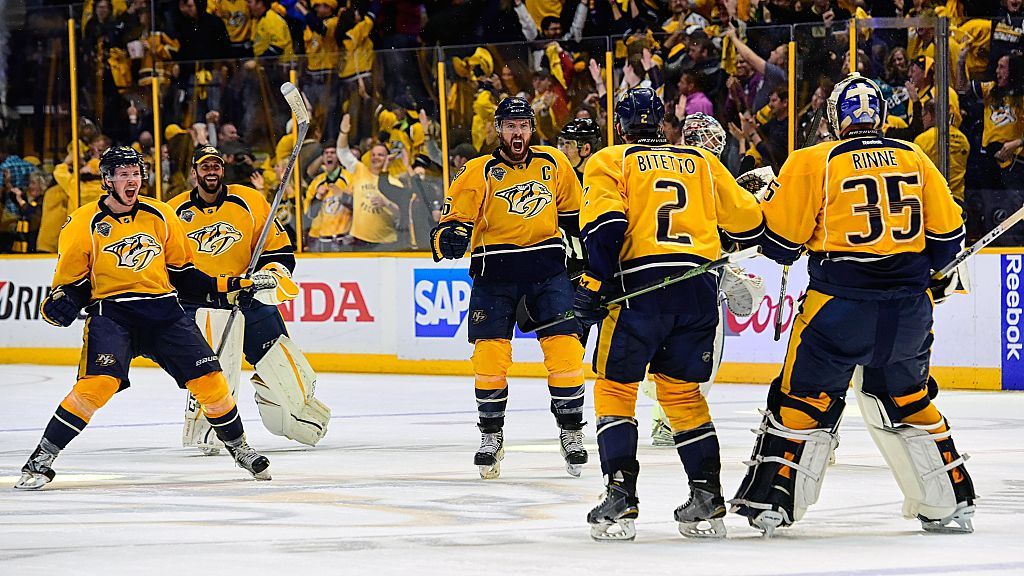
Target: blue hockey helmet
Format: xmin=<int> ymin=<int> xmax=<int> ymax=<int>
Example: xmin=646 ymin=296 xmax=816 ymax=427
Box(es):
xmin=615 ymin=87 xmax=665 ymax=139
xmin=494 ymin=96 xmax=535 ymax=131
xmin=826 ymin=73 xmax=887 ymax=139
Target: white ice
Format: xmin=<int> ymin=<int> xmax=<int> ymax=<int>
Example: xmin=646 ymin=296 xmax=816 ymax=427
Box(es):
xmin=1 ymin=364 xmax=1022 ymax=575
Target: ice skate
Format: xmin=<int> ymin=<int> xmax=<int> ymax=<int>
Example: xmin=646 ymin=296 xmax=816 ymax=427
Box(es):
xmin=674 ymin=485 xmax=727 ymax=538
xmin=920 ymin=501 xmax=975 ymax=534
xmin=474 ymin=429 xmax=504 ymax=479
xmin=651 ymin=419 xmax=674 ymax=447
xmin=588 ymin=465 xmax=639 ymax=541
xmin=558 ymin=428 xmax=587 ymax=477
xmin=14 ymin=439 xmax=61 ymax=490
xmin=225 ymin=436 xmax=271 ymax=480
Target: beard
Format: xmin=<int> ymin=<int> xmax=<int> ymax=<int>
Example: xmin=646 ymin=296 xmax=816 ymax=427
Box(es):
xmin=501 ymin=133 xmax=529 ymax=163
xmin=198 ymin=173 xmax=222 ymax=193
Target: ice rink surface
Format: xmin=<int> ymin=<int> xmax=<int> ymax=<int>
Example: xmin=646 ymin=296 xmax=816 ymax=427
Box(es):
xmin=0 ymin=364 xmax=1022 ymax=575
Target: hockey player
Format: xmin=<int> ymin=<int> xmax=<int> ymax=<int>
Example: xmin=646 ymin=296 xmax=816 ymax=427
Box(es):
xmin=731 ymin=73 xmax=976 ymax=536
xmin=18 ymin=147 xmax=273 ymax=489
xmin=168 ymin=145 xmax=330 ymax=455
xmin=429 ymin=96 xmax=588 ymax=480
xmin=578 ymin=89 xmax=765 ymax=541
xmin=557 ymin=117 xmax=601 ymax=183
xmin=644 ymin=112 xmax=767 ymax=447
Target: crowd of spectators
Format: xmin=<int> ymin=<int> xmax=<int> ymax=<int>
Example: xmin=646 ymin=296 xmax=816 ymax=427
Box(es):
xmin=2 ymin=0 xmax=1024 ymax=253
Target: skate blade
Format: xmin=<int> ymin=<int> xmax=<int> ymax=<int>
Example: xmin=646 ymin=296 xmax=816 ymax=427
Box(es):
xmin=14 ymin=472 xmax=52 ymax=490
xmin=566 ymin=463 xmax=583 ymax=478
xmin=920 ymin=505 xmax=975 ymax=534
xmin=199 ymin=446 xmax=222 ymax=457
xmin=677 ymin=518 xmax=726 ymax=539
xmin=478 ymin=461 xmax=501 ymax=480
xmin=251 ymin=470 xmax=272 ymax=481
xmin=751 ymin=511 xmax=785 ymax=538
xmin=590 ymin=519 xmax=636 ymax=541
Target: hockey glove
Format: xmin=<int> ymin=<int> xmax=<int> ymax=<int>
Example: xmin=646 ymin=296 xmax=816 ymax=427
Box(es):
xmin=252 ymin=262 xmax=299 ymax=306
xmin=430 ymin=221 xmax=472 ymax=262
xmin=215 ymin=274 xmax=276 ymax=294
xmin=929 ymin=262 xmax=970 ymax=305
xmin=573 ymin=274 xmax=608 ymax=333
xmin=40 ymin=286 xmax=85 ymax=327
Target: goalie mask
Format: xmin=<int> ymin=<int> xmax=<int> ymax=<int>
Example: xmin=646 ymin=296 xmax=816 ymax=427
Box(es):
xmin=826 ymin=73 xmax=887 ymax=139
xmin=683 ymin=112 xmax=726 ymax=157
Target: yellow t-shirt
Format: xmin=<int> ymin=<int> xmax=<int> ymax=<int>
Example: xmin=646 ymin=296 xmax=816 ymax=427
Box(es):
xmin=208 ymin=0 xmax=251 ymax=44
xmin=251 ymin=10 xmax=293 ymax=58
xmin=914 ymin=126 xmax=970 ymax=202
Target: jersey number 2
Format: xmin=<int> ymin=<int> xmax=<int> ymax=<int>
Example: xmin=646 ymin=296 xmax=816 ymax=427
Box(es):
xmin=841 ymin=174 xmax=922 ymax=245
xmin=654 ymin=179 xmax=693 ymax=245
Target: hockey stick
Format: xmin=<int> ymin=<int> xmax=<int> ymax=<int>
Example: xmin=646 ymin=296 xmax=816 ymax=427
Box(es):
xmin=214 ymin=82 xmax=309 ymax=356
xmin=933 ymin=203 xmax=1024 ymax=280
xmin=772 ymin=105 xmax=826 ymax=342
xmin=523 ymin=246 xmax=761 ymax=334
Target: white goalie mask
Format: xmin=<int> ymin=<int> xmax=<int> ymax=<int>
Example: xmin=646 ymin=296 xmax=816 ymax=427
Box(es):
xmin=826 ymin=73 xmax=887 ymax=139
xmin=683 ymin=112 xmax=727 ymax=157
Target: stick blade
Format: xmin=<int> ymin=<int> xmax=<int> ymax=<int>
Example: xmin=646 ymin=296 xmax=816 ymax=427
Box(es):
xmin=280 ymin=82 xmax=309 ymax=125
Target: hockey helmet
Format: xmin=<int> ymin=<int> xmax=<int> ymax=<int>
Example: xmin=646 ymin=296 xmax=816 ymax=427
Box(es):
xmin=558 ymin=117 xmax=602 ymax=149
xmin=682 ymin=112 xmax=726 ymax=157
xmin=494 ymin=96 xmax=535 ymax=132
xmin=826 ymin=73 xmax=887 ymax=139
xmin=99 ymin=146 xmax=147 ymax=190
xmin=615 ymin=88 xmax=665 ymax=139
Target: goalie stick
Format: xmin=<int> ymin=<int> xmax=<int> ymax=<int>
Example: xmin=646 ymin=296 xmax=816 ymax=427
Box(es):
xmin=523 ymin=246 xmax=761 ymax=334
xmin=934 ymin=203 xmax=1024 ymax=280
xmin=773 ymin=104 xmax=826 ymax=342
xmin=215 ymin=82 xmax=309 ymax=356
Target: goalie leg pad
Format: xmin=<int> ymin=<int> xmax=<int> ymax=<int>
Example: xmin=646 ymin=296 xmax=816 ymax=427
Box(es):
xmin=731 ymin=386 xmax=842 ymax=533
xmin=253 ymin=335 xmax=331 ymax=446
xmin=854 ymin=367 xmax=976 ymax=529
xmin=184 ymin=308 xmax=243 ymax=454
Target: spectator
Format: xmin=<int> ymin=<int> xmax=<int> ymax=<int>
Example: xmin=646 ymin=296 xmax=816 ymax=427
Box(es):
xmin=961 ymin=51 xmax=1024 ymax=191
xmin=0 ymin=170 xmax=45 ymax=253
xmin=903 ymin=55 xmax=962 ymax=142
xmin=677 ymin=70 xmax=714 ymax=116
xmin=304 ymin=142 xmax=353 ymax=251
xmin=878 ymin=46 xmax=911 ymax=121
xmin=208 ymin=0 xmax=254 ymax=58
xmin=797 ymin=79 xmax=832 ymax=144
xmin=915 ymin=100 xmax=970 ymax=205
xmin=726 ymin=26 xmax=788 ymax=114
xmin=739 ymin=87 xmax=789 ymax=173
xmin=249 ymin=0 xmax=293 ymax=57
xmin=0 ymin=146 xmax=35 ymax=190
xmin=724 ymin=56 xmax=759 ymax=125
xmin=336 ymin=115 xmax=401 ymax=251
xmin=334 ymin=1 xmax=378 ymax=139
xmin=449 ymin=142 xmax=477 ymax=177
xmin=532 ymin=69 xmax=571 ymax=143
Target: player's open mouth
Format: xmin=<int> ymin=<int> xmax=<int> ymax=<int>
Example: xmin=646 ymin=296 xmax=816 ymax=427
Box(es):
xmin=123 ymin=188 xmax=138 ymax=200
xmin=204 ymin=176 xmax=219 ymax=186
xmin=511 ymin=138 xmax=525 ymax=154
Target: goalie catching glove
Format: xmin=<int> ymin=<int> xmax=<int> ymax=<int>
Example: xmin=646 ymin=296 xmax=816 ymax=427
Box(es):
xmin=736 ymin=167 xmax=776 ymax=201
xmin=250 ymin=262 xmax=299 ymax=306
xmin=719 ymin=265 xmax=766 ymax=317
xmin=430 ymin=221 xmax=472 ymax=261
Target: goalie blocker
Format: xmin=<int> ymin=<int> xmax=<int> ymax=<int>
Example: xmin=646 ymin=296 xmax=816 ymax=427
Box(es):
xmin=184 ymin=308 xmax=330 ymax=451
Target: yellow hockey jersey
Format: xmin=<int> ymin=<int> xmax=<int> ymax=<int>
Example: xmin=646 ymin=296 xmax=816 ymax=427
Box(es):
xmin=581 ymin=143 xmax=763 ymax=312
xmin=304 ymin=170 xmax=353 ymax=239
xmin=208 ymin=0 xmax=251 ymax=44
xmin=971 ymin=80 xmax=1024 ymax=168
xmin=252 ymin=10 xmax=293 ymax=58
xmin=339 ymin=16 xmax=374 ymax=80
xmin=915 ymin=125 xmax=969 ymax=202
xmin=50 ymin=195 xmax=195 ymax=301
xmin=761 ymin=137 xmax=964 ymax=298
xmin=441 ymin=145 xmax=582 ymax=281
xmin=167 ymin=184 xmax=294 ymax=279
xmin=304 ymin=16 xmax=339 ymax=71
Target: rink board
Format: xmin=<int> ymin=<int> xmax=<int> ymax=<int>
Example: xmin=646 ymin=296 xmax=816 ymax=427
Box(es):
xmin=0 ymin=251 xmax=1016 ymax=390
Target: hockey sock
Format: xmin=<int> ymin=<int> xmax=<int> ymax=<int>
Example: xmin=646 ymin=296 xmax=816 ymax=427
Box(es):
xmin=540 ymin=335 xmax=585 ymax=427
xmin=472 ymin=339 xmax=512 ymax=432
xmin=186 ymin=372 xmax=244 ymax=441
xmin=45 ymin=375 xmax=121 ymax=449
xmin=596 ymin=416 xmax=639 ymax=476
xmin=673 ymin=422 xmax=722 ymax=490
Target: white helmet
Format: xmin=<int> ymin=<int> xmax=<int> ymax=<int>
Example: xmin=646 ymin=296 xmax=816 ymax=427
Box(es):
xmin=682 ymin=112 xmax=726 ymax=157
xmin=826 ymin=73 xmax=887 ymax=139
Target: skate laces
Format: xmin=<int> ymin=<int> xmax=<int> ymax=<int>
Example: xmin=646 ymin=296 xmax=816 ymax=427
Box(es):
xmin=560 ymin=429 xmax=584 ymax=452
xmin=227 ymin=439 xmax=263 ymax=467
xmin=479 ymin=431 xmax=502 ymax=454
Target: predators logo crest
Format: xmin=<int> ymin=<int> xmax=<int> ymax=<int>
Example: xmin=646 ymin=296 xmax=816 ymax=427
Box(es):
xmin=102 ymin=233 xmax=162 ymax=271
xmin=495 ymin=180 xmax=553 ymax=219
xmin=187 ymin=222 xmax=244 ymax=256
